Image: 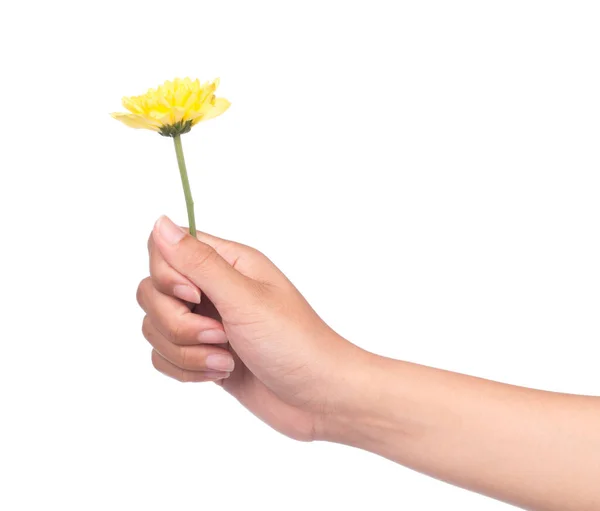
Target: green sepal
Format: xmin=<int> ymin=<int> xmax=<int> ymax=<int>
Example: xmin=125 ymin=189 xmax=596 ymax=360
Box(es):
xmin=159 ymin=119 xmax=194 ymax=137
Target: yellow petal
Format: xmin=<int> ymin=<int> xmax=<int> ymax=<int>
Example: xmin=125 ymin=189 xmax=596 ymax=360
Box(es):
xmin=147 ymin=110 xmax=168 ymax=122
xmin=121 ymin=97 xmax=144 ymax=114
xmin=111 ymin=112 xmax=160 ymax=131
xmin=172 ymin=106 xmax=187 ymax=123
xmin=196 ymin=97 xmax=231 ymax=123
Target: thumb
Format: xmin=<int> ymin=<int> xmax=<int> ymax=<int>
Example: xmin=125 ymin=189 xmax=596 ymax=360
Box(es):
xmin=152 ymin=215 xmax=254 ymax=308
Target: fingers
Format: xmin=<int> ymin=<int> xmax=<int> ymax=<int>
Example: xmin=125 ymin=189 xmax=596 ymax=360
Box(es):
xmin=151 ymin=350 xmax=231 ymax=383
xmin=148 ymin=232 xmax=201 ymax=304
xmin=151 ymin=216 xmax=258 ymax=308
xmin=148 ymin=218 xmax=279 ymax=307
xmin=136 ymin=277 xmax=227 ymax=345
xmin=143 ymin=317 xmax=234 ymax=373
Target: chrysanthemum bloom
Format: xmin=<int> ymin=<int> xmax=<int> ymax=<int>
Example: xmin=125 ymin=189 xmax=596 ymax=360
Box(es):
xmin=112 ymin=77 xmax=230 ymax=236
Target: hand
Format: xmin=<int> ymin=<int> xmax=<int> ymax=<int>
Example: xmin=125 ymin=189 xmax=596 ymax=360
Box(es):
xmin=136 ymin=216 xmax=358 ymax=441
xmin=137 ymin=218 xmax=600 ymax=511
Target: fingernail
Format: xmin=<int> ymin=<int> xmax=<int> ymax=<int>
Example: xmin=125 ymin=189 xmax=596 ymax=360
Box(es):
xmin=156 ymin=215 xmax=186 ymax=245
xmin=205 ymin=354 xmax=235 ymax=372
xmin=173 ymin=285 xmax=201 ymax=304
xmin=204 ymin=371 xmax=231 ymax=381
xmin=197 ymin=329 xmax=228 ymax=344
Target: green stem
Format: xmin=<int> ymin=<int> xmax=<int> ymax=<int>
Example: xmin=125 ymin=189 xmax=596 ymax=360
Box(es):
xmin=173 ymin=134 xmax=196 ymax=237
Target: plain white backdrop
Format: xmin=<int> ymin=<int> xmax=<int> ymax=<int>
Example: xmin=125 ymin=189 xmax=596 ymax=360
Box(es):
xmin=1 ymin=1 xmax=599 ymax=509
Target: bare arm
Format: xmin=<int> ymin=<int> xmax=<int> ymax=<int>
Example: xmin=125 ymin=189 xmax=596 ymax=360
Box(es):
xmin=320 ymin=350 xmax=600 ymax=511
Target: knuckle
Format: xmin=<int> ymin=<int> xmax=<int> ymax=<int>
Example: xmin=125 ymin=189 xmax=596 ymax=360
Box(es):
xmin=179 ymin=346 xmax=194 ymax=371
xmin=231 ymin=240 xmax=259 ymax=256
xmin=141 ymin=316 xmax=152 ymax=340
xmin=178 ymin=368 xmax=188 ymax=383
xmin=178 ymin=346 xmax=190 ymax=370
xmin=246 ymin=246 xmax=265 ymax=259
xmin=136 ymin=277 xmax=152 ymax=308
xmin=235 ymin=245 xmax=266 ymax=268
xmin=151 ymin=350 xmax=161 ymax=370
xmin=167 ymin=320 xmax=184 ymax=345
xmin=150 ymin=265 xmax=170 ymax=293
xmin=147 ymin=232 xmax=154 ymax=252
xmin=244 ymin=244 xmax=271 ymax=264
xmin=187 ymin=244 xmax=218 ymax=274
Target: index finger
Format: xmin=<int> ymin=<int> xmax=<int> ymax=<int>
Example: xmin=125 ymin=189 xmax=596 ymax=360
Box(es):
xmin=137 ymin=277 xmax=227 ymax=345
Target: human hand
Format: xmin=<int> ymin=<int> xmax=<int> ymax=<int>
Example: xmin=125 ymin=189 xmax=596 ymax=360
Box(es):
xmin=137 ymin=216 xmax=358 ymax=441
xmin=137 ymin=216 xmax=600 ymax=511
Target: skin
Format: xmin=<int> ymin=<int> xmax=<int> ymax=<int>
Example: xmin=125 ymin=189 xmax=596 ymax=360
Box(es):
xmin=137 ymin=215 xmax=600 ymax=511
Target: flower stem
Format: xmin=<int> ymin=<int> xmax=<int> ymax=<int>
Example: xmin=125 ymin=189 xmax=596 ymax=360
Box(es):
xmin=173 ymin=134 xmax=196 ymax=237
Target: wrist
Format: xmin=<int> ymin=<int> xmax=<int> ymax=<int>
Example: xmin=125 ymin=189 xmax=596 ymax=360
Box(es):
xmin=314 ymin=346 xmax=406 ymax=446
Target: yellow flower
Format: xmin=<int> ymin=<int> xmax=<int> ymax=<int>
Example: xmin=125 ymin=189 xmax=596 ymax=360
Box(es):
xmin=111 ymin=77 xmax=230 ymax=137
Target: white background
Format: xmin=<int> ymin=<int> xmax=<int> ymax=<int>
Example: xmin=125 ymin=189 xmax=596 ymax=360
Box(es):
xmin=1 ymin=1 xmax=599 ymax=509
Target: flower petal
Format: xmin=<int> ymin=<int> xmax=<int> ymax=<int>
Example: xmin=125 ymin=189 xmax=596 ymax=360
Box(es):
xmin=111 ymin=112 xmax=160 ymax=131
xmin=172 ymin=106 xmax=187 ymax=123
xmin=121 ymin=97 xmax=144 ymax=114
xmin=194 ymin=97 xmax=231 ymax=124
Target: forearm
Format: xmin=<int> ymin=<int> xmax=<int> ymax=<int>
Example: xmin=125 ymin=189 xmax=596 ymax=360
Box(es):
xmin=319 ymin=347 xmax=600 ymax=511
